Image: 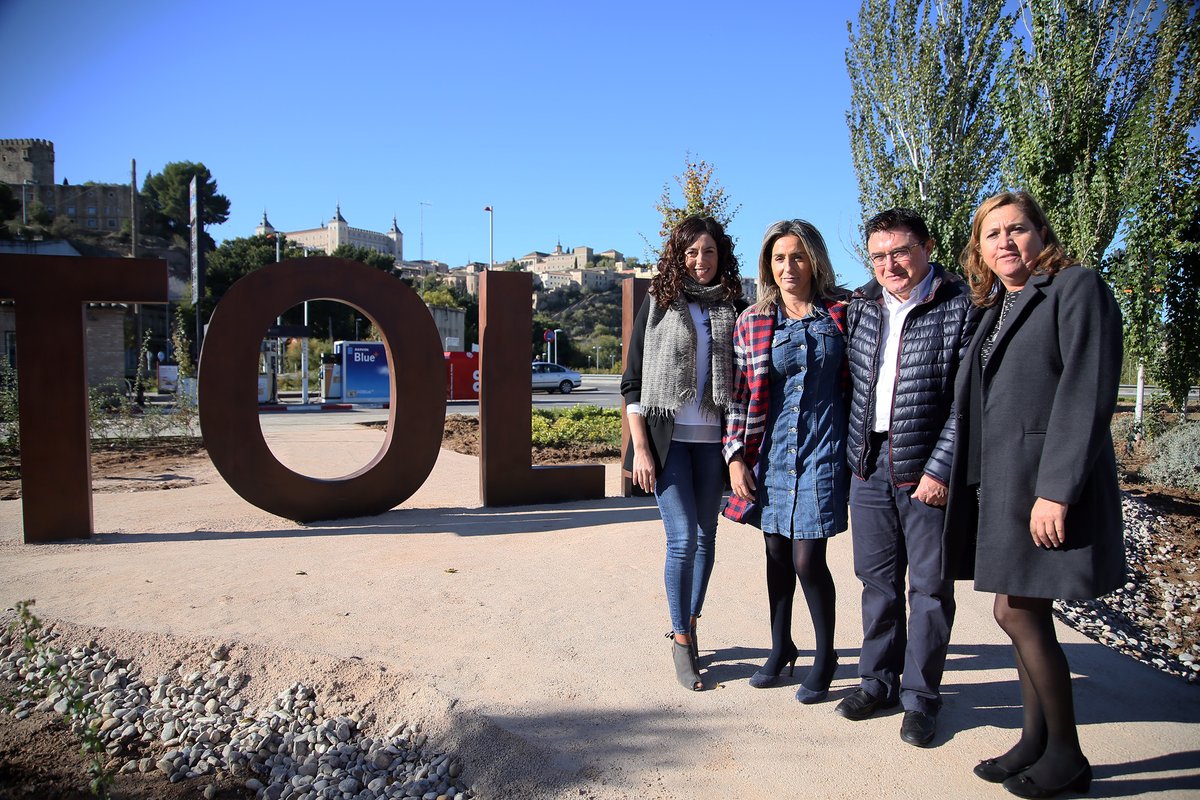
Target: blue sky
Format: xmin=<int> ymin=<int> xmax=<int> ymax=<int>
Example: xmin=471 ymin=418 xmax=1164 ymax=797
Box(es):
xmin=1 ymin=0 xmax=872 ymax=285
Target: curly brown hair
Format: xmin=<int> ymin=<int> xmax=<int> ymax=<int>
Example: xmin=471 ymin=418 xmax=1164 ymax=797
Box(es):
xmin=651 ymin=216 xmax=742 ymax=307
xmin=960 ymin=191 xmax=1078 ymax=307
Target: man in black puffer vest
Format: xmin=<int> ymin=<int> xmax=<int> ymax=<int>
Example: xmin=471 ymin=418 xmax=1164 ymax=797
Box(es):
xmin=836 ymin=209 xmax=976 ymax=748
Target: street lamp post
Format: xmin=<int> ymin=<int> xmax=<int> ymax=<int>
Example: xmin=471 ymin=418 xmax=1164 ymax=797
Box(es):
xmin=593 ymin=345 xmax=600 ymax=371
xmin=484 ymin=206 xmax=493 ymax=270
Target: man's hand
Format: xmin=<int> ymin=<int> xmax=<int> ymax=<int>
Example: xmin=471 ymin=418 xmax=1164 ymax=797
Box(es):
xmin=1030 ymin=497 xmax=1068 ymax=548
xmin=729 ymin=458 xmax=756 ymax=502
xmin=912 ymin=474 xmax=947 ymax=507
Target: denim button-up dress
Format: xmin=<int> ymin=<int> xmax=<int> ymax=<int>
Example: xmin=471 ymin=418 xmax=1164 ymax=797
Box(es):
xmin=757 ymin=306 xmax=849 ymax=539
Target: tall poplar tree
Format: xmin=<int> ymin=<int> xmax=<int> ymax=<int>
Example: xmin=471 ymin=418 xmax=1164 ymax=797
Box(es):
xmin=846 ymin=0 xmax=1008 ymax=269
xmin=999 ymin=0 xmax=1161 ymax=268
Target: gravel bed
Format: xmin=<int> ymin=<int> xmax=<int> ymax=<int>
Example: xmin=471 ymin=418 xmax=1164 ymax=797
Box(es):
xmin=0 ymin=627 xmax=475 ymax=800
xmin=1055 ymin=494 xmax=1200 ymax=683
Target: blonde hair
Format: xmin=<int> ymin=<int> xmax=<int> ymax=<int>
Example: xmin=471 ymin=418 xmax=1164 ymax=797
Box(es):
xmin=754 ymin=219 xmax=840 ymax=314
xmin=960 ymin=191 xmax=1077 ymax=307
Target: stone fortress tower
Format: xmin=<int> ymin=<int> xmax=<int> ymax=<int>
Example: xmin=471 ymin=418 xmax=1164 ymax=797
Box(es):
xmin=0 ymin=138 xmax=55 ymax=185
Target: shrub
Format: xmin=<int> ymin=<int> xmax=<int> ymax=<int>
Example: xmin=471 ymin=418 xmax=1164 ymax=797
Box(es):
xmin=1144 ymin=422 xmax=1200 ymax=491
xmin=531 ymin=405 xmax=620 ymax=449
xmin=0 ymin=359 xmax=17 ymax=453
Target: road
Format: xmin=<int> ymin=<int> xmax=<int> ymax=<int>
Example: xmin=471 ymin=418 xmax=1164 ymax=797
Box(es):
xmin=262 ymin=374 xmax=622 ymax=433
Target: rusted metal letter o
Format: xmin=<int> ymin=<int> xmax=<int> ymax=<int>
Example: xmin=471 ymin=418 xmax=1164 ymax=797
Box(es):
xmin=198 ymin=257 xmax=445 ymax=522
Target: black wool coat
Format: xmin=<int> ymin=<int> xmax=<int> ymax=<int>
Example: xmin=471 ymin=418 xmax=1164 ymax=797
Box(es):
xmin=943 ymin=265 xmax=1126 ymax=600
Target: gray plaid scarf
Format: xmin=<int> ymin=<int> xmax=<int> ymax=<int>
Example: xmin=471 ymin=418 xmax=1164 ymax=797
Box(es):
xmin=639 ymin=278 xmax=736 ymax=421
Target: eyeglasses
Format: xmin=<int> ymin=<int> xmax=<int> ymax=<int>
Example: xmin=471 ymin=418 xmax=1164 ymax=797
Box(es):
xmin=868 ymin=242 xmax=923 ymax=267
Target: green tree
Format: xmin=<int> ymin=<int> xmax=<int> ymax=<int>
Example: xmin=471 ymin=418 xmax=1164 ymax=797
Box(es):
xmin=1111 ymin=0 xmax=1200 ymax=404
xmin=205 ymin=234 xmax=304 ymax=306
xmin=140 ymin=162 xmax=231 ymax=248
xmin=421 ymin=287 xmax=459 ymax=308
xmin=846 ymin=0 xmax=1009 ymax=269
xmin=645 ymin=152 xmax=739 ymax=259
xmin=1109 ymin=147 xmax=1200 ymax=410
xmin=330 ymin=243 xmax=396 ymax=272
xmin=999 ymin=0 xmax=1161 ymax=268
xmin=0 ymin=184 xmax=19 ymax=225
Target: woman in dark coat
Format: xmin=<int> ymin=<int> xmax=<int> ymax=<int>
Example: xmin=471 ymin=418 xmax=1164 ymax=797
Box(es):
xmin=622 ymin=215 xmax=744 ymax=691
xmin=945 ymin=192 xmax=1123 ymax=799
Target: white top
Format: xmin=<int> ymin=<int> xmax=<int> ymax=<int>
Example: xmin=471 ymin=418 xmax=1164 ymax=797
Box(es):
xmin=628 ymin=301 xmax=721 ymax=444
xmin=873 ymin=268 xmax=935 ymax=433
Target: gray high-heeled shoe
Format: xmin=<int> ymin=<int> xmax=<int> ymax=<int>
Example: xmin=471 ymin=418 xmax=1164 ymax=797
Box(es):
xmin=667 ymin=632 xmax=702 ymax=691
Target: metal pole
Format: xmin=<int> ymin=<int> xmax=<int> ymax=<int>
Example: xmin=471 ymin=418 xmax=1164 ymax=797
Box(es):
xmin=1134 ymin=360 xmax=1146 ymax=438
xmin=419 ymin=201 xmax=432 ymax=261
xmin=302 ymin=302 xmax=310 ymax=405
xmin=302 ymin=246 xmax=310 ymax=405
xmin=486 ymin=206 xmax=493 ymax=270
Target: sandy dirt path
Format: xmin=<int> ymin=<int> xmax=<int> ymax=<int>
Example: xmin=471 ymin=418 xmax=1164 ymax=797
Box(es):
xmin=2 ymin=424 xmax=1197 ymax=798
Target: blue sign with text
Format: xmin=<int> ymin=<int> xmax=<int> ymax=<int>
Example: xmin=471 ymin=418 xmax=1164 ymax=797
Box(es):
xmin=340 ymin=341 xmax=390 ymax=402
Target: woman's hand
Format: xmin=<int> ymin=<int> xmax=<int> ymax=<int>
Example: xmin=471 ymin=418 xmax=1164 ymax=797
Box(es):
xmin=1030 ymin=497 xmax=1068 ymax=548
xmin=729 ymin=458 xmax=756 ymax=502
xmin=632 ymin=446 xmax=656 ymax=493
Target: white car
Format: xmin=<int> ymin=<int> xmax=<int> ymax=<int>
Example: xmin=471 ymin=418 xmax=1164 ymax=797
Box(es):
xmin=531 ymin=361 xmax=582 ymax=394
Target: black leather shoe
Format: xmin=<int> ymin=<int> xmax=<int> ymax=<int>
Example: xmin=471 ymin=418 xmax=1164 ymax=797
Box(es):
xmin=834 ymin=688 xmax=897 ymax=721
xmin=899 ymin=710 xmax=936 ymax=747
xmin=1002 ymin=761 xmax=1092 ymax=798
xmin=975 ymin=757 xmax=1032 ymax=784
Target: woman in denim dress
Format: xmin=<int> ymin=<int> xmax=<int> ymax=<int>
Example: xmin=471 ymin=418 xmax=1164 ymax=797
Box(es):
xmin=725 ymin=219 xmax=849 ymax=702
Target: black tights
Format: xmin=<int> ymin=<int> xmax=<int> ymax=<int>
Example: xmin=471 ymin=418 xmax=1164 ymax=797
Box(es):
xmin=992 ymin=594 xmax=1088 ymax=785
xmin=762 ymin=533 xmax=837 ymax=687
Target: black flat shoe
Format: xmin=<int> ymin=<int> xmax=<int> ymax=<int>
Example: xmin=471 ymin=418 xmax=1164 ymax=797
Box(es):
xmin=748 ymin=644 xmax=799 ymax=689
xmin=834 ymin=688 xmax=897 ymax=721
xmin=975 ymin=757 xmax=1033 ymax=784
xmin=899 ymin=710 xmax=936 ymax=747
xmin=1002 ymin=761 xmax=1092 ymax=798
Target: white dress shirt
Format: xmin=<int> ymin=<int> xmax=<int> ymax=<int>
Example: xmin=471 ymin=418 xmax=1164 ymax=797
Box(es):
xmin=873 ymin=268 xmax=935 ymax=432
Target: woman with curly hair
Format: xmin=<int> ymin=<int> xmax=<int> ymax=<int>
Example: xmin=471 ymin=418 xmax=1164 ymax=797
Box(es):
xmin=946 ymin=191 xmax=1124 ymax=798
xmin=723 ymin=219 xmax=849 ymax=701
xmin=622 ymin=215 xmax=745 ymax=691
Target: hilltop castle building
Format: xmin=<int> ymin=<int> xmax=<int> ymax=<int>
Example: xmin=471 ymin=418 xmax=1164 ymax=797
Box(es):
xmin=1 ymin=138 xmax=133 ymax=232
xmin=258 ymin=205 xmax=403 ymax=262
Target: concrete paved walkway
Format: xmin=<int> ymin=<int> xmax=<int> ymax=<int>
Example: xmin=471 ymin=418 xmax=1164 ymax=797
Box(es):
xmin=1 ymin=426 xmax=1197 ymax=798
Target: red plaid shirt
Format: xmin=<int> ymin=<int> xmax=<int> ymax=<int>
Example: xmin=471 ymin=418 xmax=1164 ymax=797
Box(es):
xmin=723 ymin=300 xmax=848 ymax=523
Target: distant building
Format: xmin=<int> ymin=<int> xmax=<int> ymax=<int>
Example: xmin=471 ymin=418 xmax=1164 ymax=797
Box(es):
xmin=260 ymin=205 xmax=403 ymax=262
xmin=1 ymin=138 xmax=133 ymax=232
xmin=513 ymin=242 xmax=625 ymax=274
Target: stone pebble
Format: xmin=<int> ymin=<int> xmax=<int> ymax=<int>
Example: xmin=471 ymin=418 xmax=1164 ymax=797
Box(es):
xmin=1054 ymin=495 xmax=1200 ymax=684
xmin=0 ymin=631 xmax=475 ymax=800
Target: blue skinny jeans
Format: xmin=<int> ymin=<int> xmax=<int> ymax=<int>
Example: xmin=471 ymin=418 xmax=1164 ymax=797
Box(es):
xmin=654 ymin=440 xmax=725 ymax=635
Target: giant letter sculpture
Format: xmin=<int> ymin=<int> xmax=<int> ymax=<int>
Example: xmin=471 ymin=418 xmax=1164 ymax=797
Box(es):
xmin=479 ymin=271 xmax=604 ymax=505
xmin=198 ymin=257 xmax=445 ymax=522
xmin=0 ymin=254 xmax=168 ymax=542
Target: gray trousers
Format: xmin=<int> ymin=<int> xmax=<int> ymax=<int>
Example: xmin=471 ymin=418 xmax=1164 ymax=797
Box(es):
xmin=848 ymin=435 xmax=955 ymax=715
